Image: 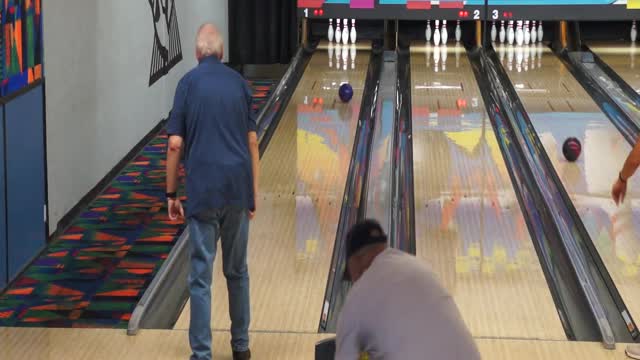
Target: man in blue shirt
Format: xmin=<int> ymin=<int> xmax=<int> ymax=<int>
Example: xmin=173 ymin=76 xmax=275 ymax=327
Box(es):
xmin=166 ymin=23 xmax=259 ymax=360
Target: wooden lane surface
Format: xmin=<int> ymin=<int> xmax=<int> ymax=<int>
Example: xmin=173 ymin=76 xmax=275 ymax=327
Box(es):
xmin=500 ymin=44 xmax=640 ymax=333
xmin=589 ymin=41 xmax=640 ymax=96
xmin=411 ymin=42 xmax=566 ymax=340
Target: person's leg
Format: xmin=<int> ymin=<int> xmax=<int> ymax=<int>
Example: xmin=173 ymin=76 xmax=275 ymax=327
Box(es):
xmin=188 ymin=210 xmax=220 ymax=360
xmin=219 ymin=207 xmax=250 ymax=353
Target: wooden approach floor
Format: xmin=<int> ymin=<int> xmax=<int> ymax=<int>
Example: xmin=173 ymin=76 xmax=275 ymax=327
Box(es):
xmin=0 ymin=327 xmax=633 ymax=360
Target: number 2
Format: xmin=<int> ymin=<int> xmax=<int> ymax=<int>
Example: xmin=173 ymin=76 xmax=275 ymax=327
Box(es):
xmin=304 ymin=8 xmax=309 ymax=18
xmin=473 ymin=9 xmax=480 ymax=20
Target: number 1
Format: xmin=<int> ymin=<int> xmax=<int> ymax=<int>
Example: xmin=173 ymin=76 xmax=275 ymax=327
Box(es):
xmin=304 ymin=8 xmax=309 ymax=17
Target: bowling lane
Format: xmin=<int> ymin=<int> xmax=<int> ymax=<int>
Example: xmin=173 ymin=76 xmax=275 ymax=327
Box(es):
xmin=498 ymin=44 xmax=640 ymax=329
xmin=411 ymin=43 xmax=566 ymax=340
xmin=589 ymin=42 xmax=640 ymax=95
xmin=174 ymin=42 xmax=371 ymax=333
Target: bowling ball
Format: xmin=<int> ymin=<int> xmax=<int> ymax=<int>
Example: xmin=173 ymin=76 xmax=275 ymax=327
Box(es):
xmin=339 ymin=83 xmax=354 ymax=102
xmin=562 ymin=137 xmax=582 ymax=162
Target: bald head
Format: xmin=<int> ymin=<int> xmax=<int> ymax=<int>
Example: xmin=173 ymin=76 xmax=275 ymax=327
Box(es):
xmin=196 ymin=23 xmax=223 ymax=61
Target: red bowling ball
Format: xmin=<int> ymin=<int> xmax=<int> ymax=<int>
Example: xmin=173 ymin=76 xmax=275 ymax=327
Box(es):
xmin=562 ymin=137 xmax=582 ymax=162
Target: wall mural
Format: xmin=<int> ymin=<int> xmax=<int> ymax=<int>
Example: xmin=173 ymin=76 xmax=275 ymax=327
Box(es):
xmin=0 ymin=0 xmax=43 ymax=98
xmin=148 ymin=0 xmax=182 ymax=86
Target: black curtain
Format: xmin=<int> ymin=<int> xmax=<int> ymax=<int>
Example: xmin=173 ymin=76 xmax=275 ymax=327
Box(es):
xmin=228 ymin=0 xmax=298 ymax=65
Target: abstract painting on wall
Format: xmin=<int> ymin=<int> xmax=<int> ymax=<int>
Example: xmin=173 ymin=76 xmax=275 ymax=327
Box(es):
xmin=0 ymin=0 xmax=43 ymax=98
xmin=148 ymin=0 xmax=182 ymax=87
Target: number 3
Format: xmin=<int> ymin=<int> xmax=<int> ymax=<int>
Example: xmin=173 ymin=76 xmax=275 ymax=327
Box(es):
xmin=492 ymin=9 xmax=499 ymax=19
xmin=473 ymin=9 xmax=480 ymax=20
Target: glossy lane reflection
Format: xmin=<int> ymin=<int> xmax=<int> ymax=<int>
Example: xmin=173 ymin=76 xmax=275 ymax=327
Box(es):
xmin=503 ymin=45 xmax=640 ymax=328
xmin=411 ymin=43 xmax=565 ymax=340
xmin=590 ymin=42 xmax=640 ymax=96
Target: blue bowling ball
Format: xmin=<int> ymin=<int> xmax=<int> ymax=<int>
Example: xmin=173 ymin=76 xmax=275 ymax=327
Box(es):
xmin=339 ymin=83 xmax=354 ymax=102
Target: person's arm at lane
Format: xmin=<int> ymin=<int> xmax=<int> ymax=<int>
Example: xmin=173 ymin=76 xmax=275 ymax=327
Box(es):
xmin=613 ymin=138 xmax=640 ymax=205
xmin=166 ymin=134 xmax=184 ymax=220
xmin=166 ymin=78 xmax=187 ymax=219
xmin=248 ymin=131 xmax=259 ymax=218
xmin=245 ymin=82 xmax=259 ymax=219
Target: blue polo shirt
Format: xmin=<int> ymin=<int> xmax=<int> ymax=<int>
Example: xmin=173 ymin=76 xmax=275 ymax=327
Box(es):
xmin=167 ymin=55 xmax=256 ymax=217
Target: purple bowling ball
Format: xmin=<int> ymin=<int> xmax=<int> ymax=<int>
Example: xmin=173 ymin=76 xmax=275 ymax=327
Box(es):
xmin=339 ymin=83 xmax=354 ymax=102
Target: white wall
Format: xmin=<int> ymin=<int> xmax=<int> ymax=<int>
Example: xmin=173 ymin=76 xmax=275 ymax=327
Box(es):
xmin=44 ymin=0 xmax=228 ymax=234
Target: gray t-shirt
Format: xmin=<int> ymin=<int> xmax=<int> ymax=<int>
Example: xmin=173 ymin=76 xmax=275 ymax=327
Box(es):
xmin=335 ymin=248 xmax=481 ymax=360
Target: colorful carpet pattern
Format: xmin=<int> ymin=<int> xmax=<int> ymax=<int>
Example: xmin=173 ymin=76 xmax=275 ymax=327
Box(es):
xmin=0 ymin=79 xmax=275 ymax=328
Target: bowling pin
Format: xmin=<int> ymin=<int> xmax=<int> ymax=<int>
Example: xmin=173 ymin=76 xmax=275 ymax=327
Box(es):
xmin=342 ymin=19 xmax=349 ymax=45
xmin=335 ymin=20 xmax=342 ymax=44
xmin=530 ymin=43 xmax=537 ymax=69
xmin=507 ymin=45 xmax=514 ymax=72
xmin=350 ymin=44 xmax=357 ymax=69
xmin=455 ymin=20 xmax=462 ymax=42
xmin=328 ymin=42 xmax=334 ymax=68
xmin=537 ymin=42 xmax=543 ymax=68
xmin=499 ymin=21 xmax=506 ymax=44
xmin=441 ymin=45 xmax=448 ymax=72
xmin=516 ymin=20 xmax=524 ymax=46
xmin=350 ymin=19 xmax=357 ymax=44
xmin=434 ymin=20 xmax=441 ymax=46
xmin=328 ymin=19 xmax=334 ymax=42
xmin=434 ymin=45 xmax=441 ymax=72
xmin=516 ymin=45 xmax=523 ymax=72
xmin=441 ymin=20 xmax=449 ymax=45
xmin=507 ymin=21 xmax=515 ymax=45
xmin=531 ymin=21 xmax=538 ymax=43
xmin=491 ymin=21 xmax=497 ymax=43
xmin=632 ymin=21 xmax=638 ymax=42
xmin=342 ymin=42 xmax=348 ymax=70
xmin=426 ymin=20 xmax=432 ymax=42
xmin=538 ymin=21 xmax=544 ymax=42
xmin=524 ymin=20 xmax=531 ymax=45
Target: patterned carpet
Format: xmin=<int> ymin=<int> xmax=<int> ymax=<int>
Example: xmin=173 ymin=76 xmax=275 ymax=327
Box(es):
xmin=0 ymin=80 xmax=276 ymax=328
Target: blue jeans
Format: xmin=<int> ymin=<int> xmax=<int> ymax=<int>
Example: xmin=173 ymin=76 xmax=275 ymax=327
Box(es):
xmin=188 ymin=207 xmax=250 ymax=360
